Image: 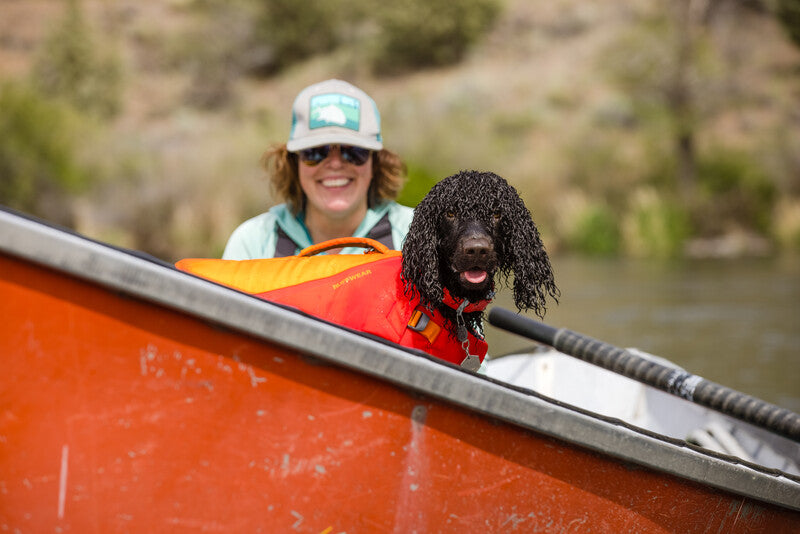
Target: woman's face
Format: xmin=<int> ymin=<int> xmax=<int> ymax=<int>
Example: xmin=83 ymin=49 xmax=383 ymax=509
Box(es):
xmin=297 ymin=145 xmax=373 ymax=223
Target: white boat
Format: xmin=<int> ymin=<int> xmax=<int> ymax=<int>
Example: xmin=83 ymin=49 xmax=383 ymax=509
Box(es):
xmin=485 ymin=346 xmax=800 ymax=476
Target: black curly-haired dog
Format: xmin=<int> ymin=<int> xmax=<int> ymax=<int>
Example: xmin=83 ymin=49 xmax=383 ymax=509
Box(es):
xmin=400 ymin=170 xmax=559 ymax=367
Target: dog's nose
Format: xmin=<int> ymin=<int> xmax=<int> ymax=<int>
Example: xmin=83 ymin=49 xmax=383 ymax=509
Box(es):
xmin=461 ymin=236 xmax=493 ymax=258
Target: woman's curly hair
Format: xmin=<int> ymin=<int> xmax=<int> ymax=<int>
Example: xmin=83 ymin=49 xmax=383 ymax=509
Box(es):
xmin=261 ymin=143 xmax=406 ymax=214
xmin=402 ymin=170 xmax=559 ymax=328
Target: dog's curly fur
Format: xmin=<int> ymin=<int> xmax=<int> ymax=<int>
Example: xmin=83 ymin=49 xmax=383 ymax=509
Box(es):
xmin=401 ymin=170 xmax=559 ymax=337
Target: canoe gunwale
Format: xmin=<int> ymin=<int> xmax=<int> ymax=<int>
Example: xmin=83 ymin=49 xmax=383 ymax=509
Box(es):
xmin=1 ymin=206 xmax=799 ymax=512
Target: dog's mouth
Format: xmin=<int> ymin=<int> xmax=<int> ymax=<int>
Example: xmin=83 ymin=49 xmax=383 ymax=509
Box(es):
xmin=460 ymin=269 xmax=488 ymax=285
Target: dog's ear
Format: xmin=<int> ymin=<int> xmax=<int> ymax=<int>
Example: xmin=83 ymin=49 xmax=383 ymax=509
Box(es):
xmin=498 ymin=190 xmax=559 ymax=318
xmin=401 ymin=195 xmax=444 ymax=306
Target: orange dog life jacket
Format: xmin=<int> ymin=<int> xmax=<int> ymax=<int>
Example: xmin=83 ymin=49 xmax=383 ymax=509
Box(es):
xmin=176 ymin=238 xmax=488 ymax=369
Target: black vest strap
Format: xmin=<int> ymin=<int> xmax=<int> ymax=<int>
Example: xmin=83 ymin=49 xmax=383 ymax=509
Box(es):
xmin=367 ymin=212 xmax=394 ymax=250
xmin=274 ymin=227 xmax=298 ymax=258
xmin=273 ymin=213 xmax=394 ymax=258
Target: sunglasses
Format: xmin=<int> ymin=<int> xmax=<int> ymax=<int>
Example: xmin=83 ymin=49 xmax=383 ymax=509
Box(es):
xmin=298 ymin=144 xmax=372 ymax=166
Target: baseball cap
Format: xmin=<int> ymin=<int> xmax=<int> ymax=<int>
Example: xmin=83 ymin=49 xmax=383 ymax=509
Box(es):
xmin=286 ymin=79 xmax=383 ymax=152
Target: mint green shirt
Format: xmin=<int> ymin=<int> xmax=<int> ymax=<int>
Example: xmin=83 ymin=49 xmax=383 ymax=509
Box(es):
xmin=222 ymin=201 xmax=415 ymax=259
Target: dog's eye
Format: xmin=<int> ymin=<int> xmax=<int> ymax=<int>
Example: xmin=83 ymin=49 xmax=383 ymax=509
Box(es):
xmin=445 ymin=211 xmax=456 ymax=220
xmin=492 ymin=212 xmax=502 ymax=221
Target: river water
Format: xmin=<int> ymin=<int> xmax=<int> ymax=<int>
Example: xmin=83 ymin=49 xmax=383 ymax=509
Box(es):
xmin=484 ymin=255 xmax=800 ymax=413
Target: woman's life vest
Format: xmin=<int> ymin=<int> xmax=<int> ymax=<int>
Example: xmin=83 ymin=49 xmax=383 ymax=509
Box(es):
xmin=176 ymin=238 xmax=489 ymax=369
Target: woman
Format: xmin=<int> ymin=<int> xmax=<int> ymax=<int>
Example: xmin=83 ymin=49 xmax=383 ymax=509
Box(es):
xmin=223 ymin=79 xmax=414 ymax=259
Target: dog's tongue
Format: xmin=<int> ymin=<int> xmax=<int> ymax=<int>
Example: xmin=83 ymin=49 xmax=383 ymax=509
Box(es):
xmin=463 ymin=269 xmax=488 ymax=284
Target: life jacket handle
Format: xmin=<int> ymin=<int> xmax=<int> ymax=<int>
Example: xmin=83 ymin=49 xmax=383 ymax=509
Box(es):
xmin=298 ymin=237 xmax=391 ymax=257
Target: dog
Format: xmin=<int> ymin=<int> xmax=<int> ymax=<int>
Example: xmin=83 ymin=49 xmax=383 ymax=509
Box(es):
xmin=399 ymin=170 xmax=559 ymax=368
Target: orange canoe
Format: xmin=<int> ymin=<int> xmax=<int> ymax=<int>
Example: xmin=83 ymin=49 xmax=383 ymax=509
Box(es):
xmin=1 ymin=206 xmax=798 ymax=533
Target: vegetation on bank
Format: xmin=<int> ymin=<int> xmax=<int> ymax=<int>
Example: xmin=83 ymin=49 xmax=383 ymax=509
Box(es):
xmin=1 ymin=0 xmax=799 ymax=261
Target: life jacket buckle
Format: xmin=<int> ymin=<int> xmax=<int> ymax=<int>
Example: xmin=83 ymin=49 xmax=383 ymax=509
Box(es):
xmin=407 ymin=307 xmax=441 ymax=344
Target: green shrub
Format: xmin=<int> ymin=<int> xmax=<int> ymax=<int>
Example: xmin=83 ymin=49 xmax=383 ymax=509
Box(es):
xmin=694 ymin=148 xmax=776 ymax=235
xmin=563 ymin=130 xmax=643 ymax=210
xmin=396 ymin=162 xmax=442 ymax=208
xmin=622 ymin=188 xmax=690 ymax=258
xmin=201 ymin=0 xmax=502 ymax=78
xmin=776 ymin=0 xmax=800 ymax=49
xmin=30 ymin=0 xmax=123 ymax=118
xmin=371 ymin=0 xmax=503 ymax=75
xmin=253 ymin=0 xmax=368 ymax=74
xmin=0 ymin=82 xmax=90 ymax=223
xmin=567 ymin=203 xmax=620 ymax=256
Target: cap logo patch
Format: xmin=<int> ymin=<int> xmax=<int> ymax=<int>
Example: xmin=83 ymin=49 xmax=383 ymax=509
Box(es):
xmin=309 ymin=93 xmax=360 ymax=131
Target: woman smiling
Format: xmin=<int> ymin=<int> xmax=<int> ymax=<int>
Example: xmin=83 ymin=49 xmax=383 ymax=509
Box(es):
xmin=223 ymin=79 xmax=414 ymax=259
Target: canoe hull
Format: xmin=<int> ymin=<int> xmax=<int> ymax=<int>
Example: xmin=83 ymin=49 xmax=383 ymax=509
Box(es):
xmin=2 ymin=203 xmax=799 ymax=532
xmin=3 ymin=254 xmax=799 ymax=532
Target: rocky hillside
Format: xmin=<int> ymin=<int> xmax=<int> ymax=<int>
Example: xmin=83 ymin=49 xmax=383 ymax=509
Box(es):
xmin=1 ymin=0 xmax=799 ymax=260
